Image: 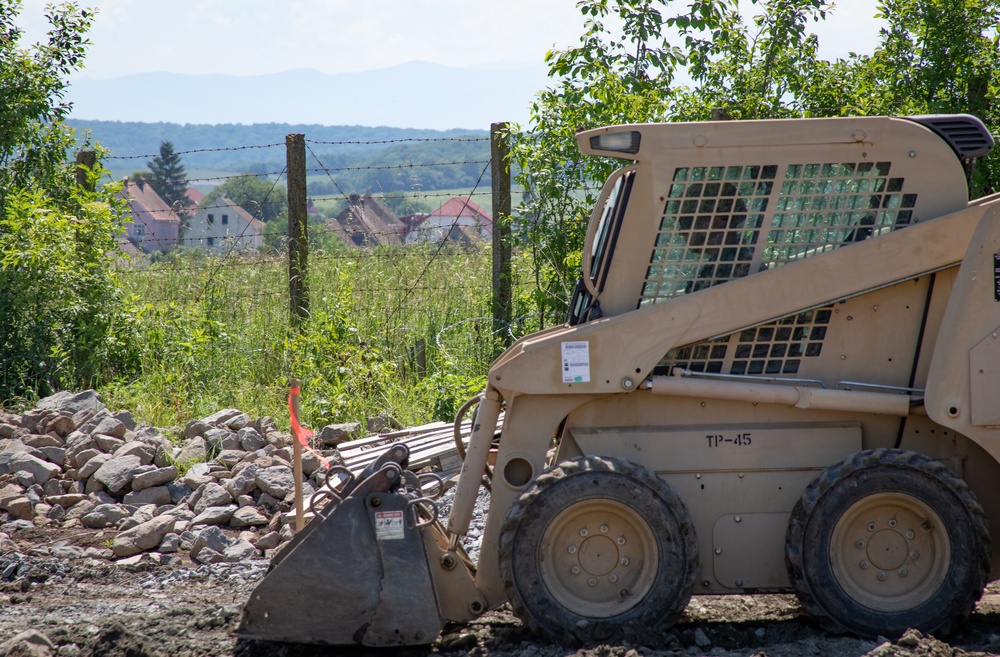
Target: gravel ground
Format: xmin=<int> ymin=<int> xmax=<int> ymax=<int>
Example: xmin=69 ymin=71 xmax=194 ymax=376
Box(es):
xmin=3 ymin=488 xmax=1000 ymax=657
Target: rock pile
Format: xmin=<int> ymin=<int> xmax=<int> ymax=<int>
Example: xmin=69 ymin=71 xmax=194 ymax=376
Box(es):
xmin=0 ymin=390 xmax=342 ymax=565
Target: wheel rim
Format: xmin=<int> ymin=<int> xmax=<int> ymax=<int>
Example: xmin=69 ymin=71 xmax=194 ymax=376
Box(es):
xmin=538 ymin=498 xmax=659 ymax=618
xmin=830 ymin=492 xmax=951 ymax=612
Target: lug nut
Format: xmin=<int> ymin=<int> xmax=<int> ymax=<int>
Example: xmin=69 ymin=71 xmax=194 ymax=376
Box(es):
xmin=568 ymin=545 xmax=577 ymax=554
xmin=910 ymin=550 xmax=920 ymax=560
xmin=905 ymin=530 xmax=915 ymax=539
xmin=616 ymin=536 xmax=626 ymax=545
xmin=620 ymin=557 xmax=630 ymax=566
xmin=580 ymin=528 xmax=589 ymax=537
xmin=856 ymin=540 xmax=865 ymax=549
xmin=860 ymin=560 xmax=870 ymax=569
xmin=571 ymin=566 xmax=581 ymax=575
xmin=609 ymin=574 xmax=618 ymax=583
xmin=898 ymin=568 xmax=908 ymax=577
xmin=868 ymin=522 xmax=877 ymax=531
xmin=877 ymin=571 xmax=888 ymax=581
xmin=889 ymin=519 xmax=897 ymax=527
xmin=600 ymin=525 xmax=609 ymax=533
xmin=588 ymin=578 xmax=597 ymax=587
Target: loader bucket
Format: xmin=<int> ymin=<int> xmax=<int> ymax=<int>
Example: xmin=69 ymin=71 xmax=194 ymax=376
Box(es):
xmin=238 ymin=457 xmax=444 ymax=646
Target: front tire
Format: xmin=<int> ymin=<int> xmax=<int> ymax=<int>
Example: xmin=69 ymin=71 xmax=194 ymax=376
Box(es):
xmin=499 ymin=455 xmax=698 ymax=643
xmin=786 ymin=448 xmax=990 ymax=638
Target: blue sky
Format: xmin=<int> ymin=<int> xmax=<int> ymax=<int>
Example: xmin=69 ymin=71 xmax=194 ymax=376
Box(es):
xmin=20 ymin=1 xmax=886 ymax=128
xmin=22 ymin=0 xmax=883 ymax=80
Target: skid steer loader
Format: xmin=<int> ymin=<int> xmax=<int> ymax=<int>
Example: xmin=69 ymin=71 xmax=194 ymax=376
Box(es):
xmin=239 ymin=114 xmax=1000 ymax=646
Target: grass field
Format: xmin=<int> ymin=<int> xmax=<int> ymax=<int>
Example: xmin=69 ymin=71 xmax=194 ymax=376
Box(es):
xmin=100 ymin=243 xmax=540 ymax=432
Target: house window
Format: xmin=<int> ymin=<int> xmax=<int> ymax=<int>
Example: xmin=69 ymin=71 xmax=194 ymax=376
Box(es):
xmin=207 ymin=237 xmax=215 ymax=247
xmin=134 ymin=224 xmax=147 ymax=237
xmin=222 ymin=214 xmax=229 ymax=225
xmin=207 ymin=214 xmax=214 ymax=224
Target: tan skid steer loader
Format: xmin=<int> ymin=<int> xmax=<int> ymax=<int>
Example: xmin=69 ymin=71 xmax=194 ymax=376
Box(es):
xmin=239 ymin=114 xmax=1000 ymax=646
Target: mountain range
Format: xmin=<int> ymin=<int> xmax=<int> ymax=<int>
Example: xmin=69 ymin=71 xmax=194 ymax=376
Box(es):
xmin=66 ymin=61 xmax=551 ymax=131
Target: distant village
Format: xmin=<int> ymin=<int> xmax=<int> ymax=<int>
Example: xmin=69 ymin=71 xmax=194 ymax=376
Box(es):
xmin=119 ymin=179 xmax=493 ymax=255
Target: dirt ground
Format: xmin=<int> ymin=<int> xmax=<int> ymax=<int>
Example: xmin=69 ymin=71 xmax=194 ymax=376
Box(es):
xmin=3 ymin=524 xmax=1000 ymax=657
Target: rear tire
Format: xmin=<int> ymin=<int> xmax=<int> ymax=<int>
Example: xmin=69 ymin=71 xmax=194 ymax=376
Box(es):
xmin=785 ymin=448 xmax=990 ymax=638
xmin=499 ymin=455 xmax=698 ymax=644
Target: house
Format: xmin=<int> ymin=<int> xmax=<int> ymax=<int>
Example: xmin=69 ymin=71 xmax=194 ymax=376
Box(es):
xmin=327 ymin=193 xmax=403 ymax=248
xmin=404 ymin=197 xmax=492 ymax=245
xmin=187 ymin=194 xmax=265 ymax=253
xmin=118 ymin=178 xmax=181 ymax=253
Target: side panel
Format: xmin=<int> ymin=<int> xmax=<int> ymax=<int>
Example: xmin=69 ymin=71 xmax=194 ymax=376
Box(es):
xmin=568 ymin=421 xmax=861 ymax=592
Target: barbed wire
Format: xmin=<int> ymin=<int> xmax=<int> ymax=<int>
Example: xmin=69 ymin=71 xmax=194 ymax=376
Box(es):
xmin=306 ymin=136 xmax=489 ymax=145
xmin=106 ymin=143 xmax=285 ymax=160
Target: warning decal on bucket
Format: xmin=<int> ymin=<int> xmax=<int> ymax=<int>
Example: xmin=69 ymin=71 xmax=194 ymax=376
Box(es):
xmin=374 ymin=510 xmax=405 ymax=540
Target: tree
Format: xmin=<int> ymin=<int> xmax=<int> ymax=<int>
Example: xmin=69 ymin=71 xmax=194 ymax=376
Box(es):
xmin=203 ymin=173 xmax=287 ymax=224
xmin=0 ymin=1 xmax=139 ymax=401
xmin=147 ymin=140 xmax=188 ymax=214
xmin=801 ymin=0 xmax=1000 ymax=196
xmin=510 ymin=0 xmax=681 ymax=321
xmin=513 ymin=0 xmax=1000 ymax=319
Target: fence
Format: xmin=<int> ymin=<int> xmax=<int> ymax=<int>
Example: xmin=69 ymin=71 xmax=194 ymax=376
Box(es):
xmin=96 ymin=124 xmax=559 ymax=425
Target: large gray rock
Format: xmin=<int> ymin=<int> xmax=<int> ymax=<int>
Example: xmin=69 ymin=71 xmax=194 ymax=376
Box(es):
xmin=36 ymin=389 xmax=105 ymax=415
xmin=8 ymin=451 xmax=61 ymax=483
xmin=166 ymin=480 xmax=192 ymax=504
xmin=255 ymin=464 xmax=295 ymax=498
xmin=4 ymin=496 xmax=34 ymax=520
xmin=112 ymin=514 xmax=176 ymax=557
xmin=123 ymin=486 xmax=172 ymax=506
xmin=190 ymin=525 xmax=231 ymax=562
xmin=112 ymin=441 xmax=155 ymax=465
xmin=131 ymin=465 xmax=178 ymax=491
xmin=223 ymin=538 xmax=259 ymax=562
xmin=224 ymin=463 xmax=259 ymax=498
xmin=317 ymin=422 xmax=362 ymax=446
xmin=93 ymin=434 xmax=125 ymax=453
xmin=76 ymin=452 xmax=110 ymax=479
xmin=214 ymin=449 xmax=244 ymax=468
xmin=44 ymin=493 xmax=87 ymax=509
xmin=81 ymin=503 xmax=131 ymax=529
xmin=93 ymin=455 xmax=143 ymax=494
xmin=204 ymin=428 xmax=239 ymax=452
xmin=230 ymin=506 xmax=269 ymax=528
xmin=81 ymin=412 xmax=127 ymax=439
xmin=0 ymin=628 xmax=55 ymax=657
xmin=192 ymin=482 xmax=233 ymax=514
xmin=238 ymin=427 xmax=267 ymax=451
xmin=0 ymin=483 xmax=25 ymax=508
xmin=175 ymin=436 xmax=207 ymax=465
xmin=191 ymin=504 xmax=237 ymax=526
xmin=67 ymin=436 xmax=100 ymax=467
xmin=202 ymin=408 xmax=248 ymax=429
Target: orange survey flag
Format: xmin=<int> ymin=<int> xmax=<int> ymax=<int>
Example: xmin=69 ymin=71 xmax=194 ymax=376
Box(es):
xmin=288 ymin=385 xmax=330 ymax=469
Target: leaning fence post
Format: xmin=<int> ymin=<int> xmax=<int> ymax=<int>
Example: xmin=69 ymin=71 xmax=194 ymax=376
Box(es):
xmin=287 ymin=134 xmax=309 ymax=327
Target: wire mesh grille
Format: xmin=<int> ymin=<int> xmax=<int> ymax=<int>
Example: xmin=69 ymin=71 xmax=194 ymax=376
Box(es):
xmin=762 ymin=161 xmax=917 ymax=266
xmin=659 ymin=306 xmax=834 ymax=375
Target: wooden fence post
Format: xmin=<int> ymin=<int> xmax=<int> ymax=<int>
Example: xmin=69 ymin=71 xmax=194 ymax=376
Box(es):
xmin=491 ymin=122 xmax=513 ymax=350
xmin=287 ymin=134 xmax=309 ymax=326
xmin=75 ymin=150 xmax=96 ymax=191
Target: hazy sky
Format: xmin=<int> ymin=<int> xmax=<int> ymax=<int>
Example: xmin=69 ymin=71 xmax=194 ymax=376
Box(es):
xmin=21 ymin=0 xmax=884 ymax=80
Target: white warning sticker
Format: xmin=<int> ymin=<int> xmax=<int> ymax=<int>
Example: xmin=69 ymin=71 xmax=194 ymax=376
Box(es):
xmin=561 ymin=341 xmax=591 ymax=383
xmin=374 ymin=510 xmax=405 ymax=540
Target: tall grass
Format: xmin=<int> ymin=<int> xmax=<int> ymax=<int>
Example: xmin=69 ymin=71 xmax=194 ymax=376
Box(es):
xmin=100 ymin=244 xmax=540 ymax=431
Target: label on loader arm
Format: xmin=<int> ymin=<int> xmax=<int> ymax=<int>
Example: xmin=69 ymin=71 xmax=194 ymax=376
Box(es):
xmin=562 ymin=341 xmax=591 ymax=383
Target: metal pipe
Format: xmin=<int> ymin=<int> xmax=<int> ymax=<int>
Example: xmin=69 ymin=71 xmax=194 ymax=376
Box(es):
xmin=647 ymin=375 xmax=913 ymax=416
xmin=447 ymin=389 xmax=501 ymax=536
